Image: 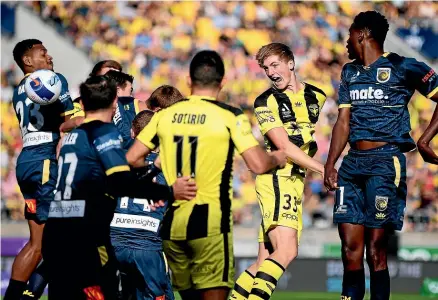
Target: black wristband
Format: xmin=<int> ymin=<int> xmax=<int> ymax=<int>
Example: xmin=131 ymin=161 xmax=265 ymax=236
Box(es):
xmin=169 ymin=185 xmax=175 ymax=202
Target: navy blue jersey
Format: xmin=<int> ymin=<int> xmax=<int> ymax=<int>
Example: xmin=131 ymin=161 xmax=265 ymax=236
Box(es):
xmin=110 ymin=152 xmax=168 ymax=251
xmin=113 ymin=96 xmax=140 ymax=150
xmin=47 ymin=120 xmax=130 ymax=243
xmin=145 ymin=152 xmax=167 ymax=186
xmin=13 ymin=73 xmax=74 ymax=163
xmin=338 ymin=52 xmax=438 ymax=152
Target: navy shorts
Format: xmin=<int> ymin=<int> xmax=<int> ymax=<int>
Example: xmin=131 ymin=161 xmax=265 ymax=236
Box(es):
xmin=42 ymin=234 xmax=118 ymax=300
xmin=114 ymin=247 xmax=174 ymax=300
xmin=333 ymin=144 xmax=407 ymax=230
xmin=16 ymin=159 xmax=58 ymax=223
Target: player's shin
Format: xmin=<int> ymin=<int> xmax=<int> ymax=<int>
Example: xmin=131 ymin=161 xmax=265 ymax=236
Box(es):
xmin=22 ymin=261 xmax=48 ymax=299
xmin=230 ymin=270 xmax=255 ymax=300
xmin=370 ymin=269 xmax=390 ymax=300
xmin=341 ymin=269 xmax=365 ymax=300
xmin=248 ymin=259 xmax=284 ymax=300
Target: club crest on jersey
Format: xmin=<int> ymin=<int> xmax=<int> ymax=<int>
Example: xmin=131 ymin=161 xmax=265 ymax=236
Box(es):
xmin=377 ymin=68 xmax=391 ymax=83
xmin=308 ymin=103 xmax=320 ymax=117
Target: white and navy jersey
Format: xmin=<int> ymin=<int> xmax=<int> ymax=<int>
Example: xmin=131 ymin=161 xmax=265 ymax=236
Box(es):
xmin=47 ymin=120 xmax=129 ymax=243
xmin=110 ymin=152 xmax=168 ymax=251
xmin=338 ymin=52 xmax=438 ymax=152
xmin=112 ymin=96 xmax=140 ymax=150
xmin=13 ymin=73 xmax=74 ymax=163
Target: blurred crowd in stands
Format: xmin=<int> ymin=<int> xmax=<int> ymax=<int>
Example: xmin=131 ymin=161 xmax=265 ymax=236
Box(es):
xmin=1 ymin=1 xmax=437 ymax=231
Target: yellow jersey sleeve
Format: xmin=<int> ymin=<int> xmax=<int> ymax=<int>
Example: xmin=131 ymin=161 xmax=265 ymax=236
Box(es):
xmin=230 ymin=113 xmax=259 ymax=154
xmin=136 ymin=112 xmax=160 ymax=150
xmin=253 ymin=98 xmax=283 ymax=135
xmin=72 ymin=102 xmax=85 ymax=118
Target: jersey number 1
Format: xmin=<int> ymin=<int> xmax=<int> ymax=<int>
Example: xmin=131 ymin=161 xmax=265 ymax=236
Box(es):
xmin=173 ymin=135 xmax=198 ymax=178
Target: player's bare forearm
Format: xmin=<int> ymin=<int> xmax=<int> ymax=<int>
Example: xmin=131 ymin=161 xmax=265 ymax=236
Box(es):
xmin=417 ymin=102 xmax=438 ymax=164
xmin=266 ymin=127 xmax=323 ymax=175
xmin=60 ymin=116 xmax=84 ymax=133
xmin=126 ymin=139 xmax=151 ymax=167
xmin=418 ymin=104 xmax=438 ymax=144
xmin=326 ymin=108 xmax=351 ymax=167
xmin=284 ymin=143 xmax=324 ymax=175
xmin=241 ymin=146 xmax=286 ymax=174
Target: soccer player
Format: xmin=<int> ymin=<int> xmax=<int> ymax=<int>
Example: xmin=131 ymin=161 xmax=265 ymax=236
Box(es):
xmin=59 ymin=60 xmax=123 ymax=133
xmin=126 ymin=50 xmax=287 ymax=300
xmin=147 ymin=84 xmax=185 ymax=111
xmin=111 ymin=109 xmax=174 ymax=300
xmin=105 ymin=70 xmax=148 ymax=149
xmin=5 ymin=39 xmax=75 ymax=300
xmin=230 ymin=43 xmax=326 ymax=300
xmin=324 ymin=11 xmax=438 ymax=300
xmin=41 ymin=75 xmax=196 ymax=300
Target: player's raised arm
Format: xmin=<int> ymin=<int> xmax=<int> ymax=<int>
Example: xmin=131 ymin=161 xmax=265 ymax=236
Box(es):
xmin=229 ymin=111 xmax=287 ymax=174
xmin=324 ymin=66 xmax=352 ymax=190
xmin=404 ymin=59 xmax=438 ymax=164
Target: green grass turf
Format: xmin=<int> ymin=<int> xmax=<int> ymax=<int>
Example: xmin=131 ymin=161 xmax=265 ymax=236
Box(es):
xmin=4 ymin=292 xmax=434 ymax=300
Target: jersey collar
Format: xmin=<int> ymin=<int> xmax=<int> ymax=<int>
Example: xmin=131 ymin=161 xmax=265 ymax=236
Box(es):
xmin=189 ymin=95 xmax=216 ymax=101
xmin=364 ymin=52 xmax=391 ymax=69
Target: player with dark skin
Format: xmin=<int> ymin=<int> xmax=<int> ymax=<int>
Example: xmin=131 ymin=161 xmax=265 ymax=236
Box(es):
xmin=324 ymin=11 xmax=438 ymax=300
xmin=6 ymin=40 xmax=74 ymax=300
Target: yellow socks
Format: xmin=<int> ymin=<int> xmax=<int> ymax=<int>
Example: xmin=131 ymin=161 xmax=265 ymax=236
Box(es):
xmin=248 ymin=259 xmax=285 ymax=300
xmin=230 ymin=270 xmax=255 ymax=300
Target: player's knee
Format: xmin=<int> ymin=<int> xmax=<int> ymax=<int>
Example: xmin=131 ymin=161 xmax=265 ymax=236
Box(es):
xmin=342 ymin=243 xmax=363 ymax=266
xmin=275 ymin=244 xmax=298 ymax=264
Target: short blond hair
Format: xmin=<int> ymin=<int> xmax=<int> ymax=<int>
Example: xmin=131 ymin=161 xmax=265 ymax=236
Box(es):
xmin=255 ymin=43 xmax=295 ymax=67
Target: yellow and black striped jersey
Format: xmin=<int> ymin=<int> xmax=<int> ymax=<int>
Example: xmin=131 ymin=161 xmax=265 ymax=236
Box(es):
xmin=137 ymin=95 xmax=259 ymax=240
xmin=254 ymin=83 xmax=326 ymax=176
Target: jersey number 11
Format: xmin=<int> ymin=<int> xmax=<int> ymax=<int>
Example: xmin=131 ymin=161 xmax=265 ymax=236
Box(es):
xmin=173 ymin=135 xmax=198 ymax=178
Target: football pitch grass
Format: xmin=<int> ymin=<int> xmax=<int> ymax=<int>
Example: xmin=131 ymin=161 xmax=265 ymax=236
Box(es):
xmin=15 ymin=292 xmax=434 ymax=300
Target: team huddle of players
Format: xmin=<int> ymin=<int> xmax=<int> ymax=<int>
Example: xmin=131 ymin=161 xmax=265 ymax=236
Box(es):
xmin=5 ymin=10 xmax=438 ymax=300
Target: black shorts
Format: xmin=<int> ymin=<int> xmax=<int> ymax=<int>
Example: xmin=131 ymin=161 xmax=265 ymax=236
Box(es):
xmin=42 ymin=227 xmax=118 ymax=300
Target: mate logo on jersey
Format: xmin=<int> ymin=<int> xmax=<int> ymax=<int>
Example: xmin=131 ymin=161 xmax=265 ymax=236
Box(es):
xmin=377 ymin=68 xmax=391 ymax=83
xmin=349 ymin=87 xmax=389 ymax=101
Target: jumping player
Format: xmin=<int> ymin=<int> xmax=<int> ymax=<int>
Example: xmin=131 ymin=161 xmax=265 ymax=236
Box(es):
xmin=324 ymin=11 xmax=438 ymax=300
xmin=231 ymin=43 xmax=326 ymax=300
xmin=111 ymin=110 xmax=173 ymax=300
xmin=5 ymin=39 xmax=75 ymax=300
xmin=126 ymin=50 xmax=287 ymax=300
xmin=41 ymin=76 xmax=196 ymax=299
